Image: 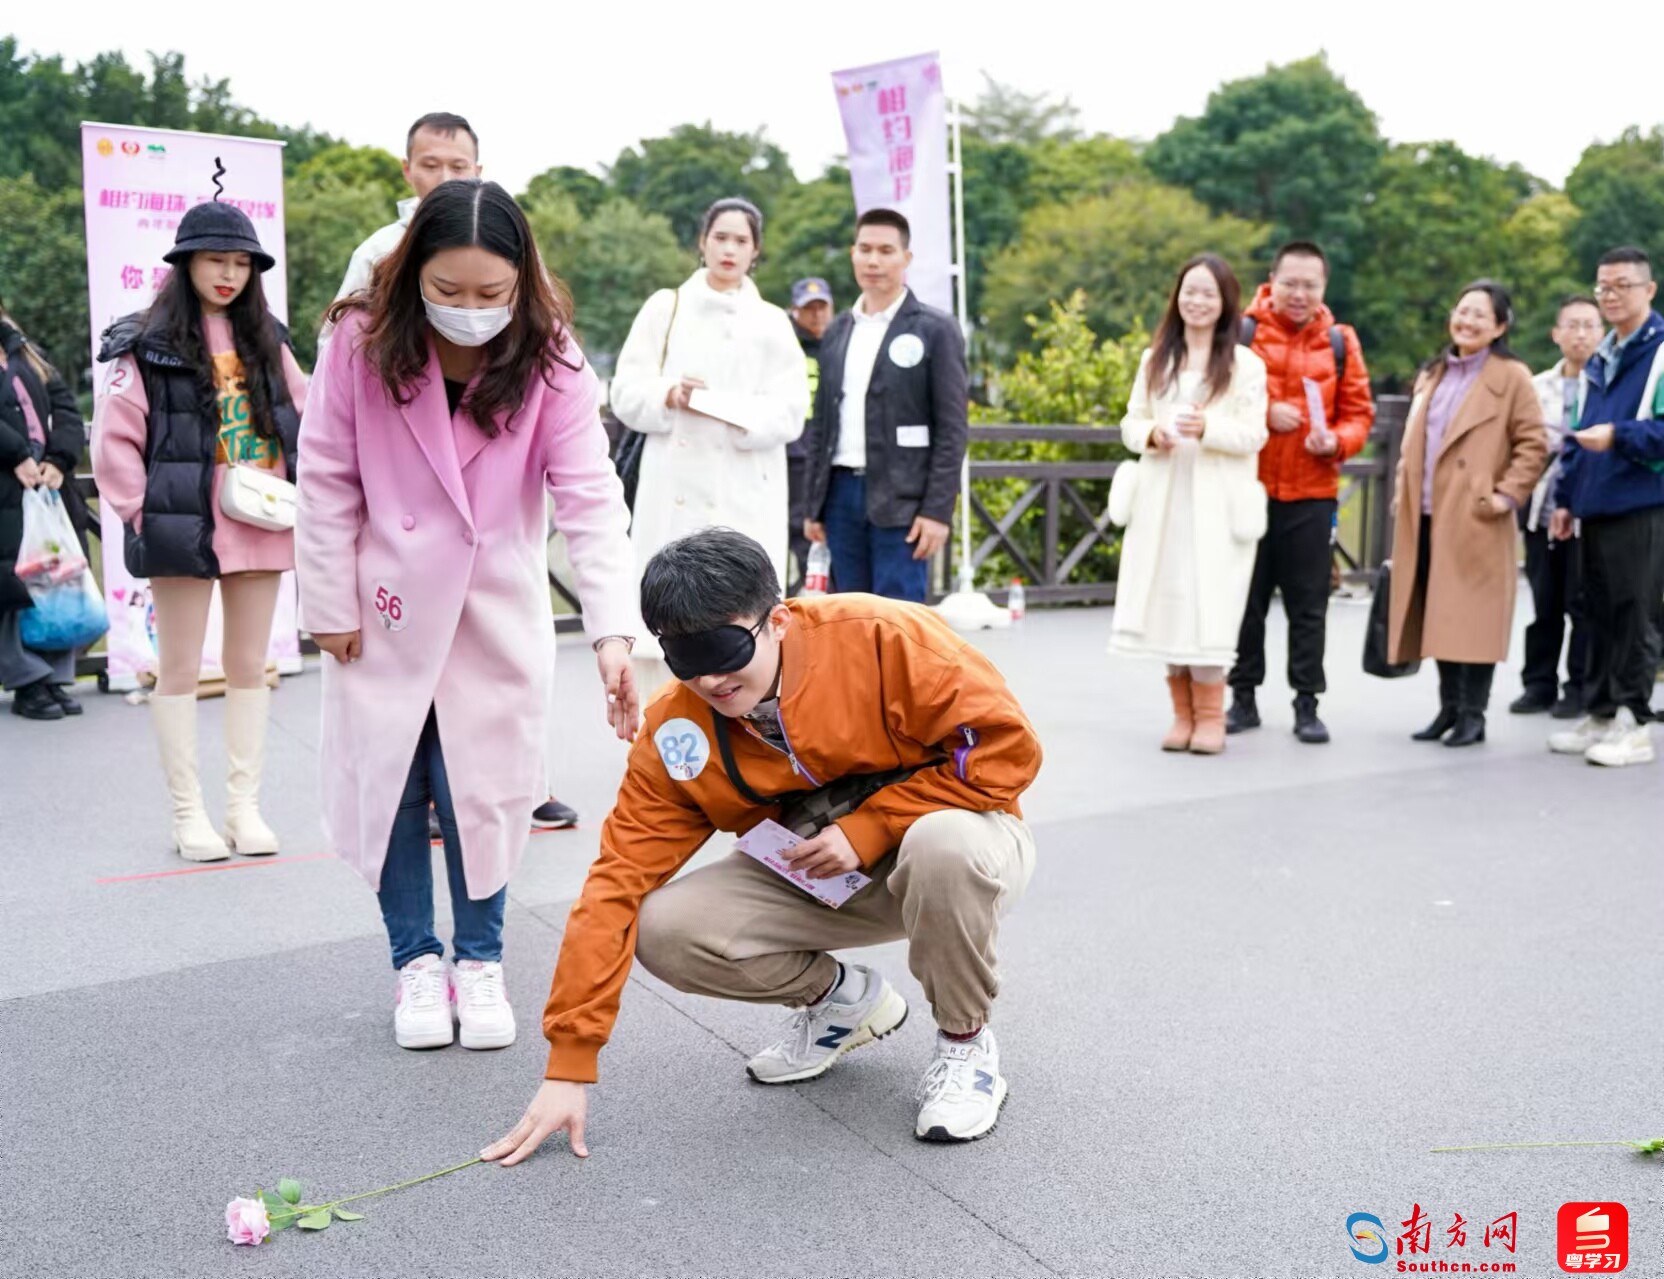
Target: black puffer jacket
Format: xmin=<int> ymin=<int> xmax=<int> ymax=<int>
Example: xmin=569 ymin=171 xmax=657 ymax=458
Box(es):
xmin=0 ymin=322 xmax=86 ymax=613
xmin=97 ymin=312 xmax=299 ymax=580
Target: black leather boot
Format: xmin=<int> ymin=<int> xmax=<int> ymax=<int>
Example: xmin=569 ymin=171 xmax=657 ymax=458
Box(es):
xmin=1443 ymin=710 xmax=1487 ymax=747
xmin=1444 ymin=664 xmax=1491 ymax=747
xmin=1225 ymin=687 xmax=1260 ymax=734
xmin=1292 ymin=693 xmax=1330 ymax=744
xmin=1412 ymin=663 xmax=1460 ymax=741
xmin=9 ymin=678 xmax=66 ymax=721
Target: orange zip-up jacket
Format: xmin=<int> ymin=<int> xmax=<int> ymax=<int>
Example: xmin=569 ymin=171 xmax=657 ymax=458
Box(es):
xmin=540 ymin=594 xmax=1043 ymax=1082
xmin=1244 ymin=284 xmax=1375 ymax=501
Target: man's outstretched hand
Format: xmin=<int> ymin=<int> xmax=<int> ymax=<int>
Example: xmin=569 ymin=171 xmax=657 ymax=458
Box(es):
xmin=483 ymin=1079 xmax=590 ymax=1166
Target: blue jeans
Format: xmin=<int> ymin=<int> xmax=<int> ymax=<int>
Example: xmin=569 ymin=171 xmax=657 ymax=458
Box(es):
xmin=377 ymin=708 xmax=506 ymax=970
xmin=823 ymin=468 xmax=929 ymax=602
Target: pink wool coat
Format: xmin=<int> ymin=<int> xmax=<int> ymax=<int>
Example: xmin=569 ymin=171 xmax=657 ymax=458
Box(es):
xmin=296 ymin=313 xmax=639 ymax=898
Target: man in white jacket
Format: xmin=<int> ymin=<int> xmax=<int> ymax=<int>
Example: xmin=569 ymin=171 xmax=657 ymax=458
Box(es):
xmin=1512 ymin=294 xmax=1602 ymax=718
xmin=330 ymin=111 xmax=482 ymax=305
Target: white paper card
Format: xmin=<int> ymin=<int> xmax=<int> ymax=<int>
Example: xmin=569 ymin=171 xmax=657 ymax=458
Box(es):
xmin=1302 ymin=377 xmax=1330 ymax=437
xmin=734 ymin=818 xmax=872 ymax=909
xmin=896 ymin=424 xmax=931 ymax=448
xmin=688 ymin=388 xmax=766 ymax=434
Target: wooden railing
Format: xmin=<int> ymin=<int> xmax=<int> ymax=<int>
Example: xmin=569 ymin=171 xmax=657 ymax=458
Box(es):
xmin=945 ymin=395 xmax=1409 ymax=607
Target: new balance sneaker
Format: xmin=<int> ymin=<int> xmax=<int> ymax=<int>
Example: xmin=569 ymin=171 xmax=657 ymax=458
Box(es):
xmin=1548 ymin=715 xmax=1612 ymax=755
xmin=393 ymin=954 xmax=453 ymax=1050
xmin=1585 ymin=708 xmax=1655 ymax=768
xmin=915 ymin=1027 xmax=1008 ymax=1143
xmin=531 ymin=798 xmax=579 ymax=829
xmin=745 ymin=965 xmax=908 ymax=1084
xmin=452 ymin=959 xmax=516 ymax=1049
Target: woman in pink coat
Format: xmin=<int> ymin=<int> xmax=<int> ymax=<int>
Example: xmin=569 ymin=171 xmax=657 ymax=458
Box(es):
xmin=298 ymin=181 xmax=640 ymax=1053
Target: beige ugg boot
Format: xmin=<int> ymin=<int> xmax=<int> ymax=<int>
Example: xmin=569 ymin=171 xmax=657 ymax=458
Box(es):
xmin=1161 ymin=671 xmax=1194 ymax=751
xmin=150 ymin=693 xmax=230 ymax=861
xmin=223 ymin=686 xmax=280 ymax=855
xmin=1188 ymin=680 xmax=1227 ymax=755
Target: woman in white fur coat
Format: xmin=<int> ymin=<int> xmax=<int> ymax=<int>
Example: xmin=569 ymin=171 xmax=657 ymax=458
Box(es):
xmin=1109 ymin=254 xmax=1269 ymax=755
xmin=609 ymin=197 xmax=808 ymax=697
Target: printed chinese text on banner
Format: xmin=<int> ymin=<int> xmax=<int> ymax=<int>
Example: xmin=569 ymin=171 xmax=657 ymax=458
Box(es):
xmin=832 ymin=52 xmax=951 ymax=313
xmin=80 ymin=123 xmax=300 ymax=690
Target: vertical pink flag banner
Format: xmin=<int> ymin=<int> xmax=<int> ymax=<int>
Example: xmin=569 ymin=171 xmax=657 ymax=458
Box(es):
xmin=832 ymin=52 xmax=951 ymax=312
xmin=80 ymin=123 xmax=301 ymax=690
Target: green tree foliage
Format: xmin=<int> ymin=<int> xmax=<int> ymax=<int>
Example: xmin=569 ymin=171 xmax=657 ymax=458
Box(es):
xmin=1145 ymin=55 xmax=1384 ymax=312
xmin=292 ymin=145 xmax=404 ymax=204
xmin=283 ymin=179 xmax=395 ymax=366
xmin=0 ymin=175 xmax=92 ymax=381
xmin=1566 ymin=127 xmax=1664 ymax=276
xmin=608 ymin=124 xmax=796 ymax=248
xmin=752 ymin=168 xmax=857 ymax=309
xmin=1349 ymin=142 xmax=1537 ymax=384
xmin=522 ymin=165 xmax=609 ymax=218
xmin=1498 ymin=191 xmax=1583 ymax=370
xmin=982 ymin=182 xmax=1269 ymax=353
xmin=524 ymin=195 xmax=688 ymax=368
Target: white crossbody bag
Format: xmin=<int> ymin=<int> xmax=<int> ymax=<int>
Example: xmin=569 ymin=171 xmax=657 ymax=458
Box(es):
xmin=220 ymin=464 xmax=297 ymax=531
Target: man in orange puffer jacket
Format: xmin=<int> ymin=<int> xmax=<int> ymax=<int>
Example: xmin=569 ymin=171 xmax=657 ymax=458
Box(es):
xmin=1226 ymin=242 xmax=1375 ymax=743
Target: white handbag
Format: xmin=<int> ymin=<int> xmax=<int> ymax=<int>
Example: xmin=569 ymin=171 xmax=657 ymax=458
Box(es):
xmin=220 ymin=465 xmax=297 ymax=531
xmin=1106 ymin=459 xmax=1140 ymax=527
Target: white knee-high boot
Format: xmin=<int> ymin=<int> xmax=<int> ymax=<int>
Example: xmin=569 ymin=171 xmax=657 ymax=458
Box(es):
xmin=223 ymin=686 xmax=280 ymax=855
xmin=150 ymin=692 xmax=230 ymax=861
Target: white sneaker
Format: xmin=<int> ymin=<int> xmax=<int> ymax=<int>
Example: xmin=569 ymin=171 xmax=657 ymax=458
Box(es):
xmin=746 ymin=965 xmax=908 ymax=1084
xmin=1549 ymin=715 xmax=1613 ymax=755
xmin=915 ymin=1028 xmax=1008 ymax=1142
xmin=393 ymin=955 xmax=453 ymax=1050
xmin=452 ymin=959 xmax=516 ymax=1049
xmin=1585 ymin=709 xmax=1655 ymax=768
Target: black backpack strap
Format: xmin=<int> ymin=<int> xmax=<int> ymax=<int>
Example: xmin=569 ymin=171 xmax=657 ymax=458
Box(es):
xmin=1239 ymin=315 xmax=1257 ymax=347
xmin=709 ymin=710 xmax=778 ymax=806
xmin=1329 ymin=325 xmax=1347 ymax=383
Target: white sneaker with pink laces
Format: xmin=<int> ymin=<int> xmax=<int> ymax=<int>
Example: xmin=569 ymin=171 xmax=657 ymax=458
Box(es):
xmin=452 ymin=959 xmax=516 ymax=1049
xmin=393 ymin=955 xmax=453 ymax=1050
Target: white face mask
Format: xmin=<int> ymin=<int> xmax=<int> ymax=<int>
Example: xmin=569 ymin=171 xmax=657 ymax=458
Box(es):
xmin=422 ymin=288 xmax=513 ymax=347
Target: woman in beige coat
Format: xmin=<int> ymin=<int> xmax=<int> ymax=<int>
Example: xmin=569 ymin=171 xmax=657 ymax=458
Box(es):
xmin=1388 ymin=280 xmax=1548 ymax=746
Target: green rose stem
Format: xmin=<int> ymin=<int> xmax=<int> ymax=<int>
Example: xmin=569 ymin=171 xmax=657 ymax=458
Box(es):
xmin=1431 ymin=1139 xmax=1664 ymax=1154
xmin=268 ymin=1157 xmax=485 ymax=1226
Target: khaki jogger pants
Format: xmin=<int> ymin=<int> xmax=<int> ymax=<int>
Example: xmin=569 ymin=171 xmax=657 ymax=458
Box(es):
xmin=634 ymin=809 xmax=1036 ymax=1035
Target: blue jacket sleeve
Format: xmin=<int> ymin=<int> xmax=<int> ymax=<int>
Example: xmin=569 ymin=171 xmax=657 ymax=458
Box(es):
xmin=1612 ymin=417 xmax=1664 ymax=465
xmin=1555 ymin=432 xmax=1581 ymax=506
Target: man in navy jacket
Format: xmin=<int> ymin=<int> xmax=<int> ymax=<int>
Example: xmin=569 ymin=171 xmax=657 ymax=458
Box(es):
xmin=1549 ymin=246 xmax=1664 ymax=767
xmin=802 ymin=209 xmax=968 ymax=603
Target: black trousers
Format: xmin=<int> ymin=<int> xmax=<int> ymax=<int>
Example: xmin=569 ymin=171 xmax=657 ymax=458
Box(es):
xmin=1230 ymin=497 xmax=1336 ymax=696
xmin=1579 ymin=505 xmax=1664 ymax=722
xmin=785 ymin=452 xmax=812 ymax=596
xmin=1519 ymin=522 xmax=1588 ymax=702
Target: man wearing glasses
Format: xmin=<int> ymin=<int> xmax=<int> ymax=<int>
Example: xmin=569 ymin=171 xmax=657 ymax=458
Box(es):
xmin=1511 ymin=296 xmax=1602 ymax=718
xmin=484 ymin=528 xmax=1042 ymax=1160
xmin=1226 ymin=241 xmax=1375 ymax=745
xmin=1549 ymin=247 xmax=1664 ymax=767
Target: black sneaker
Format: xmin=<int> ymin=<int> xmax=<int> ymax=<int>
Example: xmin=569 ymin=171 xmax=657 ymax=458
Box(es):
xmin=47 ymin=683 xmax=83 ymax=716
xmin=1225 ymin=690 xmax=1260 ymax=734
xmin=10 ymin=679 xmax=66 ymax=721
xmin=1508 ymin=690 xmax=1554 ymax=715
xmin=1292 ymin=694 xmax=1330 ymax=744
xmin=1550 ymin=694 xmax=1583 ymax=720
xmin=532 ymin=798 xmax=578 ymax=829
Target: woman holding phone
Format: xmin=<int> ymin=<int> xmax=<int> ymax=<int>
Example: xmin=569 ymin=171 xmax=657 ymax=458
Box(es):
xmin=1110 ymin=254 xmax=1269 ymax=754
xmin=609 ymin=197 xmax=807 ymax=696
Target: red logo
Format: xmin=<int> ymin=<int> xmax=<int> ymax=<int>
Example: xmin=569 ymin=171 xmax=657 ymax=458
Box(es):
xmin=120 ymin=140 xmax=141 ymax=156
xmin=1558 ymin=1203 xmax=1628 ymax=1272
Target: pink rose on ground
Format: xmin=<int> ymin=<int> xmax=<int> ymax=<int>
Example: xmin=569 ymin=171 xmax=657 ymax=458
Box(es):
xmin=224 ymin=1197 xmax=271 ymax=1246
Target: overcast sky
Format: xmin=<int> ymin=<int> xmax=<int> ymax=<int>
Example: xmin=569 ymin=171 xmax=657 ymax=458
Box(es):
xmin=14 ymin=3 xmax=1659 ymax=201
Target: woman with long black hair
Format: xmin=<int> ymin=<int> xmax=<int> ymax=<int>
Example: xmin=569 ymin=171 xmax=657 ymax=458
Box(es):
xmin=92 ymin=201 xmax=307 ymax=860
xmin=300 ymin=180 xmax=638 ymax=1053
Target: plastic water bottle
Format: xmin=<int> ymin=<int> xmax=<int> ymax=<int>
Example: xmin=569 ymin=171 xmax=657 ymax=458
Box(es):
xmin=803 ymin=542 xmax=832 ymax=596
xmin=1007 ymin=577 xmax=1026 ymax=622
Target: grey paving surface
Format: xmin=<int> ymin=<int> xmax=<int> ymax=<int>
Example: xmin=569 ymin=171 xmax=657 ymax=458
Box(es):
xmin=3 ymin=600 xmax=1661 ymax=1278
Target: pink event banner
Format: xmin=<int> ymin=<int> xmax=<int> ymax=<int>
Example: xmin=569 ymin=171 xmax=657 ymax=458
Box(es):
xmin=80 ymin=123 xmax=300 ymax=688
xmin=832 ymin=52 xmax=951 ymax=313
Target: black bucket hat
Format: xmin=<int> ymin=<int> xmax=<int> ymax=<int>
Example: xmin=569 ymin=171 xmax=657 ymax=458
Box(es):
xmin=163 ymin=201 xmax=275 ymax=273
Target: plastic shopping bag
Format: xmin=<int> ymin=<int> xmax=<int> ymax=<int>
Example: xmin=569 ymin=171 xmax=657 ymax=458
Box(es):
xmin=15 ymin=488 xmax=88 ymax=586
xmin=21 ymin=567 xmax=109 ymax=652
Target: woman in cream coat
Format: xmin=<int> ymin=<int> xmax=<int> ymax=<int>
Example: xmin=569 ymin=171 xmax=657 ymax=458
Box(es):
xmin=610 ymin=197 xmax=808 ymax=695
xmin=1110 ymin=254 xmax=1269 ymax=754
